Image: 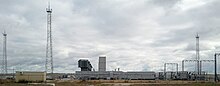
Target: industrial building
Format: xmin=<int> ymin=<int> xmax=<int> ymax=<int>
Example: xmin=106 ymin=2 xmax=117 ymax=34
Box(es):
xmin=78 ymin=59 xmax=93 ymax=71
xmin=75 ymin=55 xmax=215 ymax=80
xmin=75 ymin=71 xmax=156 ymax=80
xmin=98 ymin=56 xmax=106 ymax=71
xmin=15 ymin=71 xmax=46 ymax=82
xmin=75 ymin=56 xmax=156 ymax=80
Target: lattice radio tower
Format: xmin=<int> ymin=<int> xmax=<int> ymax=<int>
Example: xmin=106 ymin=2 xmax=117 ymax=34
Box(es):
xmin=1 ymin=31 xmax=7 ymax=74
xmin=196 ymin=33 xmax=200 ymax=75
xmin=45 ymin=3 xmax=53 ymax=73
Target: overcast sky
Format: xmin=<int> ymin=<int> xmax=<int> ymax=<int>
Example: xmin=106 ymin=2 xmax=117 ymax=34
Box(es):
xmin=1 ymin=0 xmax=220 ymax=73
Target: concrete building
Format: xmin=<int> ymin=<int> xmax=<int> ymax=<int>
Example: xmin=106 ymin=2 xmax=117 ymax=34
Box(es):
xmin=15 ymin=71 xmax=46 ymax=82
xmin=99 ymin=56 xmax=106 ymax=71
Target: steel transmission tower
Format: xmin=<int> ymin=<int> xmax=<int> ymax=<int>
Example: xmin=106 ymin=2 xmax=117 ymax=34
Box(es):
xmin=1 ymin=31 xmax=7 ymax=74
xmin=196 ymin=33 xmax=200 ymax=75
xmin=45 ymin=4 xmax=53 ymax=73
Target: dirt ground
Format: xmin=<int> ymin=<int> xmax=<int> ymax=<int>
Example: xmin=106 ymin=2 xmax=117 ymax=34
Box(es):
xmin=1 ymin=79 xmax=220 ymax=86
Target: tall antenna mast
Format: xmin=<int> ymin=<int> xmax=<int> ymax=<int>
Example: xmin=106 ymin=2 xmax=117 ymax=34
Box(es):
xmin=46 ymin=2 xmax=53 ymax=74
xmin=196 ymin=33 xmax=200 ymax=75
xmin=2 ymin=30 xmax=7 ymax=74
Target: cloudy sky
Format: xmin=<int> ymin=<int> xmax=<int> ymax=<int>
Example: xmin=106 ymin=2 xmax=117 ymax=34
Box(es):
xmin=1 ymin=0 xmax=220 ymax=73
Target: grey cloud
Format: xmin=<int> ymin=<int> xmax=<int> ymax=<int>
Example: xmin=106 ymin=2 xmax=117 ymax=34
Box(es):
xmin=148 ymin=0 xmax=181 ymax=8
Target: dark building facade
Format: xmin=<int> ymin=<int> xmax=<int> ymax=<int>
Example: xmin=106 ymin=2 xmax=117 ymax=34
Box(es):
xmin=78 ymin=59 xmax=93 ymax=71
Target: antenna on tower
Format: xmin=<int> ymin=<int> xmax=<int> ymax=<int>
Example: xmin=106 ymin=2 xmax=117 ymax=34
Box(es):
xmin=47 ymin=1 xmax=51 ymax=10
xmin=45 ymin=2 xmax=53 ymax=74
xmin=46 ymin=1 xmax=52 ymax=13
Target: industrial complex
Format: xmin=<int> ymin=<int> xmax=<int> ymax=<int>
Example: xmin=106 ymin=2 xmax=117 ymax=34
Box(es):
xmin=72 ymin=33 xmax=218 ymax=81
xmin=73 ymin=33 xmax=218 ymax=81
xmin=76 ymin=56 xmax=156 ymax=80
xmin=74 ymin=56 xmax=216 ymax=81
xmin=1 ymin=2 xmax=220 ymax=84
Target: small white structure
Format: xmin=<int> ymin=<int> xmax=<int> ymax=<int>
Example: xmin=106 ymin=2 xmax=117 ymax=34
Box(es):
xmin=15 ymin=71 xmax=46 ymax=82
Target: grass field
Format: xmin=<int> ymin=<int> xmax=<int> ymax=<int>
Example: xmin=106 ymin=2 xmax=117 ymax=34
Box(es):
xmin=1 ymin=79 xmax=220 ymax=86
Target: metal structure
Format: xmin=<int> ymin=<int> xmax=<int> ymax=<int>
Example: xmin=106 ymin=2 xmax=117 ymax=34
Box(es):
xmin=199 ymin=60 xmax=214 ymax=74
xmin=45 ymin=3 xmax=53 ymax=73
xmin=214 ymin=53 xmax=220 ymax=82
xmin=182 ymin=59 xmax=214 ymax=80
xmin=196 ymin=33 xmax=200 ymax=75
xmin=164 ymin=63 xmax=178 ymax=80
xmin=1 ymin=31 xmax=7 ymax=74
xmin=182 ymin=60 xmax=197 ymax=72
